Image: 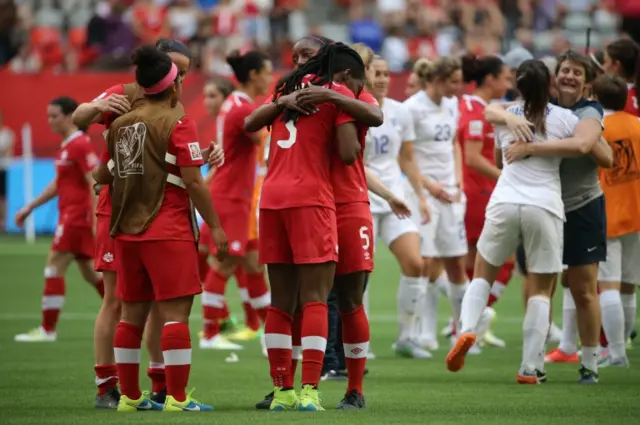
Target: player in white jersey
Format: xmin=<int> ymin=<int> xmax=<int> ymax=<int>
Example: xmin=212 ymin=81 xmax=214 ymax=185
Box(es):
xmin=363 ymin=57 xmax=431 ymax=358
xmin=404 ymin=57 xmax=468 ymax=351
xmin=446 ymin=60 xmax=579 ymax=383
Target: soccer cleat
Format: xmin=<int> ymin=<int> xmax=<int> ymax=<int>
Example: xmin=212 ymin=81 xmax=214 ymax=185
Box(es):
xmin=14 ymin=327 xmax=57 ymax=342
xmin=366 ymin=347 xmax=376 ymax=360
xmin=416 ymin=336 xmax=439 ymax=351
xmin=337 ymin=389 xmax=365 ymax=409
xmin=395 ymin=340 xmax=432 ymax=359
xmin=631 ymin=328 xmax=637 ymax=341
xmin=150 ymin=389 xmax=167 ymax=404
xmin=516 ymin=366 xmax=547 ymax=384
xmin=199 ymin=334 xmax=244 ymax=350
xmin=626 ymin=338 xmax=633 ymax=350
xmin=440 ymin=318 xmax=454 ymax=338
xmin=269 ymin=387 xmax=298 ymax=411
xmin=219 ymin=316 xmax=239 ymax=335
xmin=95 ymin=387 xmax=121 ymax=409
xmin=298 ymin=385 xmax=324 ymax=411
xmin=544 ymin=348 xmax=579 ymax=364
xmin=546 ymin=322 xmax=563 ymax=344
xmin=321 ymin=370 xmax=346 ymax=381
xmin=255 ymin=391 xmax=274 ymax=410
xmin=483 ymin=331 xmax=506 ymax=348
xmin=227 ymin=328 xmax=259 ymax=341
xmin=164 ymin=389 xmax=214 ymax=411
xmin=117 ymin=392 xmax=163 ymax=412
xmin=577 ymin=365 xmax=599 ymax=384
xmin=598 ymin=353 xmax=630 ymax=368
xmin=446 ymin=332 xmax=476 ymax=372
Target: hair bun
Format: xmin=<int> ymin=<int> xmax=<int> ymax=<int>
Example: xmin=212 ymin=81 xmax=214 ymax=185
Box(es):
xmin=413 ymin=58 xmax=432 ymax=78
xmin=131 ymin=45 xmax=160 ymax=67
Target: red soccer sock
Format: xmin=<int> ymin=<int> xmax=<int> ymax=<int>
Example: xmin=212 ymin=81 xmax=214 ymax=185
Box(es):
xmin=95 ymin=278 xmax=105 ymax=299
xmin=41 ymin=276 xmax=65 ymax=332
xmin=147 ymin=362 xmax=166 ymax=393
xmin=198 ymin=251 xmax=211 ymax=282
xmin=247 ymin=272 xmax=270 ymax=323
xmin=265 ymin=306 xmax=293 ymax=388
xmin=162 ymin=322 xmax=191 ymax=402
xmin=600 ymin=327 xmax=609 ymax=348
xmin=201 ymin=268 xmax=228 ymax=339
xmin=114 ymin=321 xmax=143 ymax=400
xmin=291 ymin=313 xmax=302 ymax=379
xmin=488 ymin=263 xmax=514 ymax=307
xmin=341 ymin=305 xmax=370 ymax=395
xmin=94 ymin=364 xmax=118 ymax=396
xmin=465 ymin=268 xmax=474 ymax=281
xmin=301 ymin=302 xmax=328 ymax=387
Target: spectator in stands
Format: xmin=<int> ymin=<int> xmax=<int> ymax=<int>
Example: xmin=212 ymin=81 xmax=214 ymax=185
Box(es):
xmin=0 ymin=0 xmax=17 ymax=65
xmin=349 ymin=1 xmax=384 ymax=54
xmin=9 ymin=36 xmax=42 ymax=73
xmin=132 ymin=0 xmax=170 ymax=45
xmin=503 ymin=47 xmax=534 ymax=100
xmin=167 ymin=0 xmax=203 ymax=44
xmin=617 ymin=0 xmax=640 ymax=43
xmin=90 ymin=0 xmax=136 ymax=70
xmin=0 ymin=110 xmax=14 ymax=232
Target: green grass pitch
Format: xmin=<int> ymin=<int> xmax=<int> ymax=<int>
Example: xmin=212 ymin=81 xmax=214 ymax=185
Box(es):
xmin=1 ymin=234 xmax=638 ymax=425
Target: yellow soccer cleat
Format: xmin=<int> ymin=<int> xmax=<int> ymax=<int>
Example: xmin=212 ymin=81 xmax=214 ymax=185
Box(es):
xmin=117 ymin=392 xmax=163 ymax=412
xmin=298 ymin=385 xmax=324 ymax=412
xmin=228 ymin=328 xmax=259 ymax=341
xmin=164 ymin=389 xmax=214 ymax=412
xmin=269 ymin=387 xmax=298 ymax=411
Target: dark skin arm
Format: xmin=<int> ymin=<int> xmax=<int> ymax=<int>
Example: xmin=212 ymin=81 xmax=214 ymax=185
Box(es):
xmin=243 ymin=93 xmax=315 ymax=132
xmin=336 ymin=122 xmax=360 ymax=165
xmin=296 ymin=85 xmax=384 ymax=127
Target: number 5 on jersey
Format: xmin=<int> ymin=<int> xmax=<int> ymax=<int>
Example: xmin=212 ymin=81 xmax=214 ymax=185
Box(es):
xmin=276 ymin=120 xmax=298 ymax=149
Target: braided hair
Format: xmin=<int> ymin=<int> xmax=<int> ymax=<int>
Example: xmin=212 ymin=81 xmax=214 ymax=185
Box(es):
xmin=273 ymin=42 xmax=365 ymax=122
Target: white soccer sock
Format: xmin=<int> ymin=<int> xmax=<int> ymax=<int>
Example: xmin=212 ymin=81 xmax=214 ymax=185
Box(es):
xmin=522 ymin=295 xmax=550 ymax=371
xmin=581 ymin=346 xmax=598 ymax=372
xmin=421 ymin=274 xmax=445 ymax=341
xmin=397 ymin=275 xmax=423 ymax=342
xmin=459 ymin=278 xmax=490 ymax=334
xmin=621 ymin=293 xmax=637 ymax=341
xmin=599 ymin=290 xmax=626 ymax=359
xmin=558 ymin=288 xmax=578 ymax=355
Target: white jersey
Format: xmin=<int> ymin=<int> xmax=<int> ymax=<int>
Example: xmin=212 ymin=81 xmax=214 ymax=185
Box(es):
xmin=404 ymin=91 xmax=459 ymax=195
xmin=365 ymin=98 xmax=415 ymax=213
xmin=491 ymin=103 xmax=579 ymax=220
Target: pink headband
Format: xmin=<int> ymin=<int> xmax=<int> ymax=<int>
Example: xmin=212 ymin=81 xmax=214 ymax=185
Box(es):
xmin=144 ymin=62 xmax=178 ymax=95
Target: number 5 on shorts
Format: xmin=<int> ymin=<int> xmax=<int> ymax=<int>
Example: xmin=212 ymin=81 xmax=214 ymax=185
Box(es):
xmin=277 ymin=120 xmax=298 ymax=149
xmin=360 ymin=226 xmax=370 ymax=250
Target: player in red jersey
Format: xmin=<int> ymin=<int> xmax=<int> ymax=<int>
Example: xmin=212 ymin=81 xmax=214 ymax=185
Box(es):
xmin=200 ymin=50 xmax=274 ymax=351
xmin=94 ymin=45 xmax=227 ymax=412
xmin=458 ymin=54 xmax=513 ymax=347
xmin=14 ymin=97 xmax=103 ymax=344
xmin=258 ymin=42 xmax=367 ymax=411
xmin=73 ymin=39 xmax=209 ymax=406
xmin=603 ymin=38 xmax=640 ymax=116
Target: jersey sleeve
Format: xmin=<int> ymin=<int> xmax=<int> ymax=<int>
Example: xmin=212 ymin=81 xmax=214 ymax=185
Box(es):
xmin=170 ymin=116 xmax=205 ymax=167
xmin=463 ymin=114 xmax=485 ymax=142
xmin=72 ymin=137 xmax=99 ymax=174
xmin=398 ymin=103 xmax=416 ymax=142
xmin=333 ymin=84 xmax=357 ymax=126
xmin=94 ymin=84 xmax=126 ymax=125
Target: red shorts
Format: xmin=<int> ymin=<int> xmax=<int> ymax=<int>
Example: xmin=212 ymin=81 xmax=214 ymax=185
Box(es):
xmin=115 ymin=239 xmax=201 ymax=302
xmin=259 ymin=206 xmax=338 ymax=265
xmin=52 ymin=223 xmax=94 ymax=259
xmin=94 ymin=215 xmax=116 ymax=271
xmin=211 ymin=198 xmax=251 ymax=257
xmin=465 ymin=192 xmax=490 ymax=245
xmin=335 ymin=202 xmax=374 ymax=276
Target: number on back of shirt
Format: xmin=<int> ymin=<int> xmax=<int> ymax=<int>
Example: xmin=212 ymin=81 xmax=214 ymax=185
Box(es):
xmin=434 ymin=124 xmax=452 ymax=142
xmin=276 ymin=120 xmax=298 ymax=149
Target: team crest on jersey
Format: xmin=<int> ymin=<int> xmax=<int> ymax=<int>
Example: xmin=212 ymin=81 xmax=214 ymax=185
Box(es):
xmin=102 ymin=252 xmax=114 ymax=263
xmin=115 ymin=122 xmax=146 ymax=177
xmin=188 ymin=142 xmax=202 ymax=161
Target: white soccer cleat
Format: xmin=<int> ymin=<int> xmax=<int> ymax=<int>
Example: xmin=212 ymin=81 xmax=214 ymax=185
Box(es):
xmin=199 ymin=334 xmax=244 ymax=350
xmin=547 ymin=322 xmax=563 ymax=344
xmin=483 ymin=331 xmax=506 ymax=348
xmin=395 ymin=340 xmax=433 ymax=359
xmin=14 ymin=327 xmax=57 ymax=342
xmin=415 ymin=336 xmax=439 ymax=351
xmin=366 ymin=350 xmax=376 ymax=360
xmin=440 ymin=318 xmax=454 ymax=337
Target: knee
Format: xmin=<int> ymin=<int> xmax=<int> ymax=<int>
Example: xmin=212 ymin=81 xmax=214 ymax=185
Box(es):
xmin=570 ymin=286 xmax=597 ymax=308
xmin=399 ymin=256 xmax=423 ymax=278
xmin=104 ymin=297 xmax=122 ymax=319
xmin=445 ymin=259 xmax=467 ymax=283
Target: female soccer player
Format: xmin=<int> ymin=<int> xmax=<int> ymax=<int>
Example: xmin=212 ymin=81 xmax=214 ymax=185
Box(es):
xmin=97 ymin=45 xmax=227 ymax=412
xmin=485 ymin=50 xmax=613 ymax=383
xmin=603 ymin=38 xmax=640 ymax=116
xmin=364 ymin=56 xmax=430 ymax=358
xmin=73 ymin=38 xmax=205 ymax=407
xmin=457 ymin=54 xmax=513 ymax=349
xmin=14 ymin=97 xmax=102 ymax=344
xmin=259 ymin=42 xmax=366 ymax=412
xmin=404 ymin=56 xmax=468 ymax=351
xmin=447 ymin=59 xmax=580 ymax=383
xmin=200 ymin=50 xmax=273 ymax=351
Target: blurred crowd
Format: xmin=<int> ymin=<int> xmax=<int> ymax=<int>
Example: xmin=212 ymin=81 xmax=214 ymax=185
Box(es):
xmin=0 ymin=0 xmax=639 ymax=75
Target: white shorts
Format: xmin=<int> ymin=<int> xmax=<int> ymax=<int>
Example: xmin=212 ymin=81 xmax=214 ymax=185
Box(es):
xmin=598 ymin=232 xmax=640 ymax=285
xmin=372 ymin=211 xmax=418 ymax=248
xmin=409 ymin=191 xmax=468 ymax=258
xmin=478 ymin=203 xmax=563 ymax=274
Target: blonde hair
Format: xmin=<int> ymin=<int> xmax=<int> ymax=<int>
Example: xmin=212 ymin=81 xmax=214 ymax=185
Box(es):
xmin=413 ymin=56 xmax=461 ymax=87
xmin=351 ymin=43 xmax=375 ymax=68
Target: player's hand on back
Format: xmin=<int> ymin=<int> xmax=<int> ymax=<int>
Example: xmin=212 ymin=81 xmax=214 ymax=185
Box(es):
xmin=207 ymin=141 xmax=225 ymax=167
xmin=295 ymin=85 xmax=337 ymax=111
xmin=93 ymin=94 xmax=131 ymax=116
xmin=505 ymin=115 xmax=534 ymax=142
xmin=504 ymin=139 xmax=532 ymax=163
xmin=277 ymin=92 xmax=317 ymax=115
xmin=211 ymin=226 xmax=228 ymax=261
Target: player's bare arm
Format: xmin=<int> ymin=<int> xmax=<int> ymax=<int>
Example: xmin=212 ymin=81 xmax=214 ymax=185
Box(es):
xmin=590 ymin=136 xmax=614 ymax=168
xmin=202 ymin=140 xmax=225 ymax=166
xmin=296 ymin=86 xmax=383 ymax=127
xmin=181 ymin=165 xmax=228 ymax=259
xmin=505 ymin=118 xmax=601 ymax=162
xmin=243 ymin=93 xmax=313 ymax=132
xmin=73 ymin=95 xmax=131 ymax=129
xmin=398 ymin=142 xmax=429 ymax=222
xmin=421 ymin=175 xmax=452 ymax=204
xmin=336 ymin=123 xmax=360 ymax=165
xmin=14 ymin=180 xmax=57 ymax=227
xmin=92 ymin=162 xmax=113 ymax=186
xmin=484 ymin=104 xmax=534 ymax=142
xmin=84 ymin=171 xmax=98 ymax=231
xmin=464 ymin=139 xmax=501 ymax=180
xmin=364 ymin=167 xmax=411 ymax=219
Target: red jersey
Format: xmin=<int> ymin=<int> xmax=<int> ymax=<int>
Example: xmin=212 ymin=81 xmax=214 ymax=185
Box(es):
xmin=210 ymin=91 xmax=258 ymax=203
xmin=55 ymin=131 xmax=97 ymax=227
xmin=261 ymin=82 xmax=356 ymax=210
xmin=458 ymin=95 xmax=496 ymax=195
xmin=625 ymin=85 xmax=639 ymax=117
xmin=331 ymin=89 xmax=377 ymax=205
xmin=118 ymin=117 xmax=204 ymax=242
